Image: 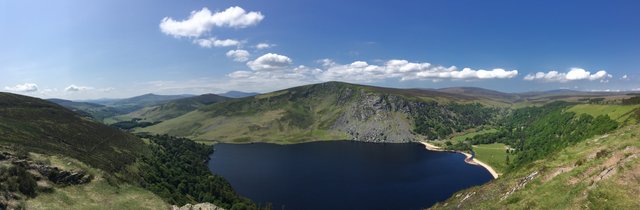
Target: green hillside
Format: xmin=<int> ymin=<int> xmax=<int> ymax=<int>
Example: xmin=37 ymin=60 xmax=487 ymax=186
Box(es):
xmin=108 ymin=93 xmax=193 ymax=107
xmin=47 ymin=98 xmax=125 ymax=121
xmin=139 ymin=82 xmax=499 ymax=144
xmin=0 ymin=92 xmax=259 ymax=209
xmin=107 ymin=93 xmax=229 ymax=123
xmin=431 ymin=123 xmax=640 ymax=209
xmin=0 ymin=92 xmax=147 ymax=172
xmin=568 ymin=104 xmax=640 ymax=124
xmin=428 ymin=101 xmax=640 ymax=209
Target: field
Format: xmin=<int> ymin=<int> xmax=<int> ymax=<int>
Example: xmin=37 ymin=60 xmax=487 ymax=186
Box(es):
xmin=472 ymin=143 xmax=510 ymax=174
xmin=567 ymin=104 xmax=640 ymax=124
xmin=451 ymin=128 xmax=498 ymax=142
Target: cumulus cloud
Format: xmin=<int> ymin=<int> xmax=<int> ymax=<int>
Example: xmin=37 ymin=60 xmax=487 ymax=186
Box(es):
xmin=4 ymin=83 xmax=38 ymax=92
xmin=318 ymin=59 xmax=518 ymax=82
xmin=226 ymin=50 xmax=250 ymax=62
xmin=524 ymin=68 xmax=612 ymax=82
xmin=247 ymin=53 xmax=293 ymax=71
xmin=621 ymin=74 xmax=629 ymax=80
xmin=229 ymin=55 xmax=518 ymax=85
xmin=160 ymin=7 xmax=264 ymax=38
xmin=193 ymin=38 xmax=240 ymax=48
xmin=255 ymin=43 xmax=275 ymax=49
xmin=65 ymin=85 xmax=93 ymax=92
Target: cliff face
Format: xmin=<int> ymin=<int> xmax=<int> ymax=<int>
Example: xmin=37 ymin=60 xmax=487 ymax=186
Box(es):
xmin=140 ymin=82 xmax=495 ymax=144
xmin=333 ymin=92 xmax=416 ymax=142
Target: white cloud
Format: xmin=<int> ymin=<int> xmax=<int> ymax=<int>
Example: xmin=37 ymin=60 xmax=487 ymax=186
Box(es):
xmin=134 ymin=58 xmax=534 ymax=96
xmin=65 ymin=85 xmax=93 ymax=92
xmin=4 ymin=83 xmax=38 ymax=92
xmin=227 ymin=70 xmax=254 ymax=79
xmin=255 ymin=43 xmax=274 ymax=49
xmin=318 ymin=59 xmax=518 ymax=82
xmin=247 ymin=53 xmax=293 ymax=71
xmin=193 ymin=38 xmax=240 ymax=48
xmin=228 ymin=57 xmax=518 ymax=86
xmin=159 ymin=7 xmax=264 ymax=38
xmin=226 ymin=50 xmax=250 ymax=62
xmin=524 ymin=68 xmax=612 ymax=82
xmin=621 ymin=74 xmax=629 ymax=80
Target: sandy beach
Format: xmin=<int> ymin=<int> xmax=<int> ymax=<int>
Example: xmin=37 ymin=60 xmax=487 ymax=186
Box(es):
xmin=419 ymin=141 xmax=500 ymax=179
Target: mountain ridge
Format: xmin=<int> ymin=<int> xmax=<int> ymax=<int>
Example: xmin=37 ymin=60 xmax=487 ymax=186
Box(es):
xmin=139 ymin=82 xmax=498 ymax=143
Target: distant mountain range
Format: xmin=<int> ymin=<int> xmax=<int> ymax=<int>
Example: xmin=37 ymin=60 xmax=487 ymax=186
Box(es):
xmin=137 ymin=82 xmax=638 ymax=144
xmin=46 ymin=83 xmax=637 ymax=129
xmin=4 ymin=81 xmax=640 ymax=209
xmin=107 ymin=93 xmax=230 ymax=123
xmin=219 ymin=91 xmax=259 ymax=98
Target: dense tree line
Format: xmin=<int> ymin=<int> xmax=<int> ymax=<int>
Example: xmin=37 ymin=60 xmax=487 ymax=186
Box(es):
xmin=413 ymin=103 xmax=497 ymax=139
xmin=133 ymin=134 xmax=265 ymax=210
xmin=466 ymin=102 xmax=618 ymax=169
xmin=111 ymin=118 xmax=159 ymax=130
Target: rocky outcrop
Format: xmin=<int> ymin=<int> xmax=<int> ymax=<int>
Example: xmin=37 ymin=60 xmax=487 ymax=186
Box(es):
xmin=333 ymin=92 xmax=416 ymax=143
xmin=8 ymin=156 xmax=92 ymax=185
xmin=0 ymin=150 xmax=93 ymax=209
xmin=500 ymin=171 xmax=539 ymax=201
xmin=32 ymin=164 xmax=92 ymax=185
xmin=171 ymin=202 xmax=224 ymax=210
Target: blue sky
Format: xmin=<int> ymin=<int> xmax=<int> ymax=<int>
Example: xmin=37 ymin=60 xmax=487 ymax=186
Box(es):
xmin=1 ymin=0 xmax=639 ymax=99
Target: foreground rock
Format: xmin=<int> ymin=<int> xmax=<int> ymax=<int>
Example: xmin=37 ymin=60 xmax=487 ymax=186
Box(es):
xmin=171 ymin=202 xmax=224 ymax=210
xmin=0 ymin=150 xmax=93 ymax=209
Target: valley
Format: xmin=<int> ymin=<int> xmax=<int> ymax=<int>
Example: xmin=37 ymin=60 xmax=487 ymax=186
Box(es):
xmin=2 ymin=82 xmax=640 ymax=209
xmin=4 ymin=1 xmax=639 ymax=209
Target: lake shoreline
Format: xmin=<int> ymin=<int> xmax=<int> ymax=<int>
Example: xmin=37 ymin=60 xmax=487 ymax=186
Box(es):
xmin=419 ymin=141 xmax=500 ymax=179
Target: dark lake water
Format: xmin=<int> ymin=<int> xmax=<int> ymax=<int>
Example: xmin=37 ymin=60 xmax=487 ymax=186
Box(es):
xmin=208 ymin=141 xmax=493 ymax=210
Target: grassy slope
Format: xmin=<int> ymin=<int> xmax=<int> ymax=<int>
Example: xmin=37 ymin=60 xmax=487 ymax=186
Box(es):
xmin=568 ymin=104 xmax=640 ymax=124
xmin=105 ymin=94 xmax=229 ymax=124
xmin=139 ymin=82 xmax=503 ymax=144
xmin=0 ymin=92 xmax=170 ymax=209
xmin=138 ymin=86 xmax=355 ymax=144
xmin=24 ymin=154 xmax=168 ymax=210
xmin=138 ymin=83 xmax=355 ymax=144
xmin=472 ymin=143 xmax=510 ymax=174
xmin=431 ymin=124 xmax=640 ymax=209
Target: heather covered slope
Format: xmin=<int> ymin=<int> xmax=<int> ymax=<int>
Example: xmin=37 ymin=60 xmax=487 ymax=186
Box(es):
xmin=0 ymin=92 xmax=148 ymax=172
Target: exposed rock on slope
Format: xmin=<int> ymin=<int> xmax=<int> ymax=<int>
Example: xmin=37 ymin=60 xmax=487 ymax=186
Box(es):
xmin=0 ymin=150 xmax=92 ymax=209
